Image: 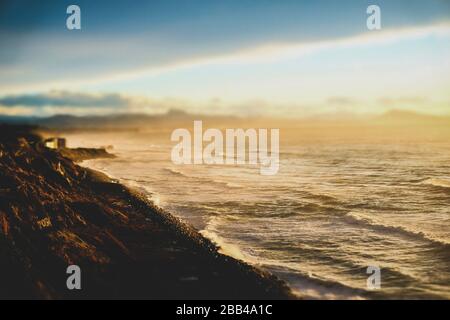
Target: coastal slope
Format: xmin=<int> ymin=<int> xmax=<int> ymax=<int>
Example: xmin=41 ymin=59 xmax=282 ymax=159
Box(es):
xmin=0 ymin=125 xmax=293 ymax=299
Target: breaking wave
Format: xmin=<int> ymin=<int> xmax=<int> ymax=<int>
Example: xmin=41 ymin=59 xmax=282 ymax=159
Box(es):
xmin=422 ymin=178 xmax=450 ymax=189
xmin=344 ymin=211 xmax=450 ymax=247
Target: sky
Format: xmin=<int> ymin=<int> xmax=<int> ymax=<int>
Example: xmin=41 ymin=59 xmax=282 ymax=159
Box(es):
xmin=0 ymin=0 xmax=449 ymax=117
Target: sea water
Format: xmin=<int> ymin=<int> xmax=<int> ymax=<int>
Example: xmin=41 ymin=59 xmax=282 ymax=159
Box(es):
xmin=68 ymin=129 xmax=450 ymax=299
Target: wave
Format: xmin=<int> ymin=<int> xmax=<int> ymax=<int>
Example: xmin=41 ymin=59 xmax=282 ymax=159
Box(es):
xmin=200 ymin=215 xmax=258 ymax=262
xmin=202 ymin=216 xmax=381 ymax=299
xmin=265 ymin=264 xmax=370 ymax=300
xmin=163 ymin=167 xmax=186 ymax=177
xmin=344 ymin=211 xmax=450 ymax=247
xmin=422 ymin=178 xmax=450 ymax=189
xmin=199 ymin=216 xmax=367 ymax=299
xmin=346 ymin=202 xmax=408 ymax=212
xmin=199 ymin=213 xmax=447 ymax=299
xmin=163 ymin=167 xmax=242 ymax=188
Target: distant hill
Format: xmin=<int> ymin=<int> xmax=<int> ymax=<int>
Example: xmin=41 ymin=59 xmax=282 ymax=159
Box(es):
xmin=0 ymin=109 xmax=238 ymax=130
xmin=375 ymin=109 xmax=450 ymax=124
xmin=1 ymin=109 xmax=449 ymax=130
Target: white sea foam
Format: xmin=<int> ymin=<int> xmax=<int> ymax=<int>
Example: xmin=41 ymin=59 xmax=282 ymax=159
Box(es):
xmin=422 ymin=178 xmax=450 ymax=188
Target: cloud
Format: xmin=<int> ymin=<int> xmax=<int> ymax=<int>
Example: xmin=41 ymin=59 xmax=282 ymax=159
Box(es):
xmin=2 ymin=21 xmax=450 ymax=95
xmin=0 ymin=90 xmax=166 ymax=116
xmin=327 ymin=97 xmax=358 ymax=106
xmin=106 ymin=22 xmax=450 ymax=84
xmin=0 ymin=90 xmax=195 ymax=116
xmin=0 ymin=91 xmax=132 ymax=108
xmin=377 ymin=96 xmax=429 ymax=107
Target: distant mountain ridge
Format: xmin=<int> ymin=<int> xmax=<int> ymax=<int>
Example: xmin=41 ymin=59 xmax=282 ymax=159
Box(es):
xmin=378 ymin=109 xmax=448 ymax=120
xmin=0 ymin=109 xmax=449 ymax=130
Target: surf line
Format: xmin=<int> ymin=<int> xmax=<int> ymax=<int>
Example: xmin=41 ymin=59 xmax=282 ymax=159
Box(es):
xmin=170 ymin=120 xmax=279 ymax=175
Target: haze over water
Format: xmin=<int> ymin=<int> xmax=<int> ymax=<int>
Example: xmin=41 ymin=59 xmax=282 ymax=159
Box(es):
xmin=69 ymin=122 xmax=450 ymax=299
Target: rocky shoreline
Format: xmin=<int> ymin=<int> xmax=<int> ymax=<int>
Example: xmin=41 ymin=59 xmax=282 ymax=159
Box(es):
xmin=0 ymin=125 xmax=293 ymax=299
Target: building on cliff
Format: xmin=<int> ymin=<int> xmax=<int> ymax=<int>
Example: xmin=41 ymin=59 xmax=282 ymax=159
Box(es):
xmin=44 ymin=137 xmax=66 ymax=149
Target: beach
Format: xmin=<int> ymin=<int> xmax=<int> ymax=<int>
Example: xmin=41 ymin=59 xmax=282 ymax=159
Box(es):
xmin=0 ymin=125 xmax=293 ymax=299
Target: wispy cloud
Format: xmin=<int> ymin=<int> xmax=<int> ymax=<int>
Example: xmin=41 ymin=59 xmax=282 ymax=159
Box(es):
xmin=0 ymin=91 xmax=154 ymax=116
xmin=378 ymin=96 xmax=429 ymax=107
xmin=0 ymin=90 xmax=194 ymax=116
xmin=3 ymin=21 xmax=450 ymax=96
xmin=0 ymin=91 xmax=132 ymax=108
xmin=119 ymin=21 xmax=450 ymax=78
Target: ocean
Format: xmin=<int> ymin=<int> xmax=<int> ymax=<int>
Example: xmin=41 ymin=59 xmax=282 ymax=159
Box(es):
xmin=67 ymin=128 xmax=450 ymax=299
